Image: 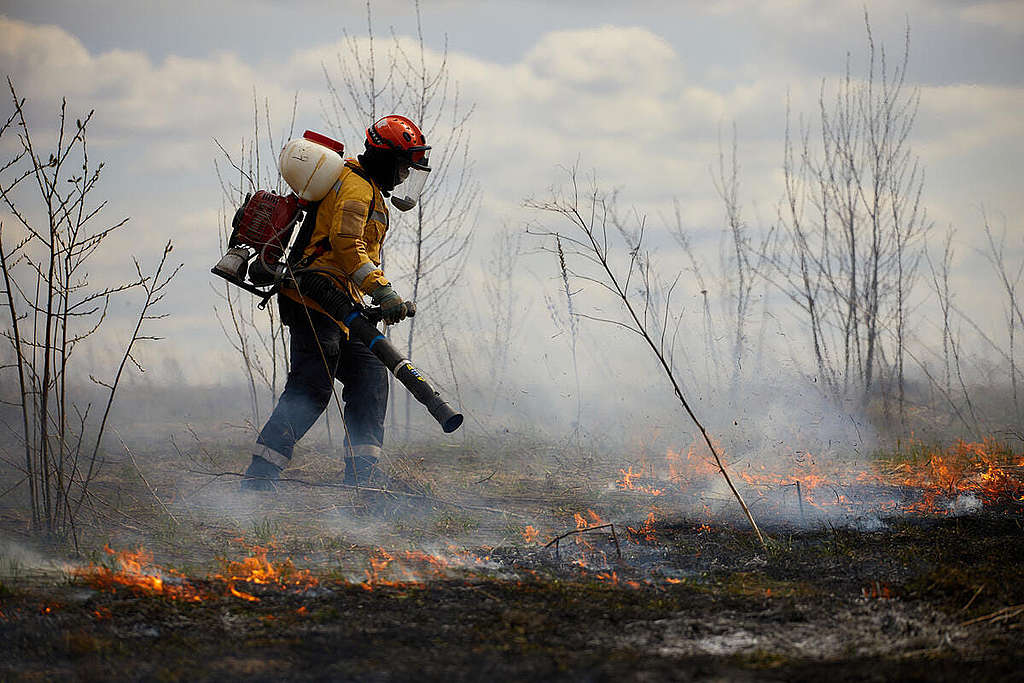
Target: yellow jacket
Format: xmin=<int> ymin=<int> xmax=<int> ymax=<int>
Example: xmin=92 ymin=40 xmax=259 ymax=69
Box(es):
xmin=281 ymin=159 xmax=391 ymax=326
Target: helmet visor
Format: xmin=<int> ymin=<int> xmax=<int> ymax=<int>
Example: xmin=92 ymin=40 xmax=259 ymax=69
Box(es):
xmin=391 ymin=165 xmax=430 ymax=211
xmin=407 ymin=145 xmax=430 ymax=171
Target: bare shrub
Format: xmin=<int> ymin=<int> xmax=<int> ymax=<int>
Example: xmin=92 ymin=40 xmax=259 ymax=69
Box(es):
xmin=0 ymin=80 xmax=179 ymax=544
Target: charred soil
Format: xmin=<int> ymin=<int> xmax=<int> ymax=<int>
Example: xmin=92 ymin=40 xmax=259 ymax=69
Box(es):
xmin=1 ymin=513 xmax=1021 ymax=681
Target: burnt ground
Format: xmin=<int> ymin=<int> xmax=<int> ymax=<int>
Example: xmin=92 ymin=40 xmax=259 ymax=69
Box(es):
xmin=0 ymin=436 xmax=1022 ymax=681
xmin=1 ymin=513 xmax=1022 ymax=681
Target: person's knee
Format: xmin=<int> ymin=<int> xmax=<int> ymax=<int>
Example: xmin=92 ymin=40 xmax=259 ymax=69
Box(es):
xmin=287 ymin=351 xmax=338 ymax=401
xmin=341 ymin=370 xmax=388 ymax=412
xmin=309 ymin=383 xmax=334 ymax=410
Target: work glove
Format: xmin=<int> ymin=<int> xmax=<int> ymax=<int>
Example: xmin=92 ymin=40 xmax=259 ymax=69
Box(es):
xmin=371 ymin=284 xmax=412 ymax=324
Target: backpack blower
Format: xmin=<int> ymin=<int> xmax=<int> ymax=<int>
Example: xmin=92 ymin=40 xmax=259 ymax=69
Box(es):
xmin=211 ymin=130 xmax=463 ymax=433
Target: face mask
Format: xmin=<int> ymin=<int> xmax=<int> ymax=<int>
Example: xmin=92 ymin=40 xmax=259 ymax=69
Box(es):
xmin=391 ymin=162 xmax=430 ymax=211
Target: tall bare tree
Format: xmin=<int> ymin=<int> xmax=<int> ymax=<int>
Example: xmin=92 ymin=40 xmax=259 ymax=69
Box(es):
xmin=671 ymin=125 xmax=773 ymax=399
xmin=763 ymin=14 xmax=929 ymax=416
xmin=323 ymin=0 xmax=477 ymax=435
xmin=479 ymin=224 xmax=526 ymax=414
xmin=981 ymin=211 xmax=1024 ymax=425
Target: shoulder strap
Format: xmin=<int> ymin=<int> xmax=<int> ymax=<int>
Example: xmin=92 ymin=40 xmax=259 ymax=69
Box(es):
xmin=345 ymin=161 xmax=379 ymax=215
xmin=287 ymin=200 xmax=321 ymax=268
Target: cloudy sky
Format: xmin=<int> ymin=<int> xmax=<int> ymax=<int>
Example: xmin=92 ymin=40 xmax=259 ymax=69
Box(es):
xmin=0 ymin=0 xmax=1022 ymax=399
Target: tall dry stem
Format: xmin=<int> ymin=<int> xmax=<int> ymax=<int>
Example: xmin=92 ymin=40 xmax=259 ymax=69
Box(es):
xmin=528 ymin=169 xmax=767 ymax=551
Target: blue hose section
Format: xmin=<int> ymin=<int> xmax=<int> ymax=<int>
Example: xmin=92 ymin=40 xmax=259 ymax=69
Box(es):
xmin=344 ymin=311 xmax=360 ymax=326
xmin=368 ymin=334 xmax=385 ymax=350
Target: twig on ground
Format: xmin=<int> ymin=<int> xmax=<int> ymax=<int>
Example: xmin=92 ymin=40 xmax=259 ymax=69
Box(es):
xmin=794 ymin=481 xmax=805 ymax=525
xmin=961 ymin=604 xmax=1024 ymax=627
xmin=474 ymin=469 xmax=497 ymax=484
xmin=543 ymin=523 xmax=622 ymax=560
xmin=960 ymin=584 xmax=986 ymax=612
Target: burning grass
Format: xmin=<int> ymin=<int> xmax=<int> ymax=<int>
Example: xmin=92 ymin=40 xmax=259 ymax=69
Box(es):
xmin=1 ymin=432 xmax=1022 ymax=679
xmin=613 ymin=436 xmax=1024 ymax=523
xmin=74 ymin=542 xmax=322 ymax=604
xmin=2 ymin=512 xmax=1022 ymax=681
xmin=878 ymin=437 xmax=1024 ymax=511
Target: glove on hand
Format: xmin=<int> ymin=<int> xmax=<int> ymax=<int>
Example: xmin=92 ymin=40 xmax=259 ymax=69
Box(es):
xmin=371 ymin=285 xmax=411 ymax=324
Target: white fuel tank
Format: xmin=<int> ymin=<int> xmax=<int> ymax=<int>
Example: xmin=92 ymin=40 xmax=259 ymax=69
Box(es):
xmin=279 ymin=130 xmax=345 ymax=202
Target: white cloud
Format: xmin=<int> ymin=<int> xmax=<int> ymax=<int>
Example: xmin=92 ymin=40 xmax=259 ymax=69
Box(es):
xmin=0 ymin=16 xmax=304 ymax=172
xmin=1 ymin=13 xmax=1021 ymax=389
xmin=959 ymin=1 xmax=1024 ymax=34
xmin=916 ymin=83 xmax=1024 ymax=160
xmin=524 ymin=25 xmax=679 ymax=94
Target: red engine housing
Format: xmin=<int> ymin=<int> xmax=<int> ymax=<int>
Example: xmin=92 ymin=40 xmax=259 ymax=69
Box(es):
xmin=230 ymin=191 xmax=301 ymax=265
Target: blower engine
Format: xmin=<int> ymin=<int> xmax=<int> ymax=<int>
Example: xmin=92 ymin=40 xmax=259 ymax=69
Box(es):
xmin=212 ymin=130 xmax=345 ymax=297
xmin=212 ymin=190 xmax=301 ymax=290
xmin=210 ymin=130 xmax=463 ymax=434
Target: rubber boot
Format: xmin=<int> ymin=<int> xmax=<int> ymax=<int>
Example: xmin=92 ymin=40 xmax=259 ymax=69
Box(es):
xmin=241 ymin=452 xmax=284 ymax=491
xmin=343 ymin=444 xmax=382 ymax=487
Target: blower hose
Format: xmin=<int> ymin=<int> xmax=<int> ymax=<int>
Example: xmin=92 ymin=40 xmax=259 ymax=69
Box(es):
xmin=296 ymin=272 xmax=463 ymax=433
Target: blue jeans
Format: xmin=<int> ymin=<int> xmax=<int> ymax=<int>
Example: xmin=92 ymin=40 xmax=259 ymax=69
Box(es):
xmin=257 ymin=297 xmax=388 ymax=462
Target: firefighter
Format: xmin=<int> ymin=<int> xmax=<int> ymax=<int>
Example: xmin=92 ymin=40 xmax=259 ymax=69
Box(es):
xmin=240 ymin=115 xmax=431 ymax=491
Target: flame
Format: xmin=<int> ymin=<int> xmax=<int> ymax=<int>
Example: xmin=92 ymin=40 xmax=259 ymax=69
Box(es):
xmin=75 ymin=546 xmax=201 ymax=601
xmin=215 ymin=543 xmax=319 ymax=602
xmin=881 ymin=438 xmax=1023 ymax=514
xmin=76 ymin=543 xmax=496 ymax=603
xmin=363 ymin=549 xmax=397 ymax=589
xmin=77 ymin=542 xmax=319 ymax=603
xmin=573 ymin=509 xmax=607 ymax=531
xmin=574 ymin=512 xmax=588 ymax=530
xmin=229 ymin=584 xmax=259 ymax=602
xmin=627 ymin=511 xmax=657 ymax=542
xmin=617 ymin=466 xmax=664 ymax=496
xmin=862 ymin=581 xmax=894 ymax=600
xmin=561 ymin=510 xmax=613 ymax=568
xmin=522 ymin=525 xmax=540 ymax=544
xmin=360 ymin=547 xmax=478 ymax=589
xmin=667 ymin=444 xmax=719 ymax=483
xmin=402 ymin=549 xmax=448 ymax=570
xmin=653 ymin=435 xmax=1022 ymax=517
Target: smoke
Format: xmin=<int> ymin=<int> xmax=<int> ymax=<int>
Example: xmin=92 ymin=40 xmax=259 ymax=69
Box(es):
xmin=0 ymin=538 xmax=72 ymax=581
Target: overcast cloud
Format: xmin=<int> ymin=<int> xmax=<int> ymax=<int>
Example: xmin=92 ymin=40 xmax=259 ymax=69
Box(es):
xmin=0 ymin=1 xmax=1021 ymax=406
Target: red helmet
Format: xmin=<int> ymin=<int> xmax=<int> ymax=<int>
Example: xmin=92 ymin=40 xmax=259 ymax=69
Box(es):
xmin=365 ymin=115 xmax=430 ymax=170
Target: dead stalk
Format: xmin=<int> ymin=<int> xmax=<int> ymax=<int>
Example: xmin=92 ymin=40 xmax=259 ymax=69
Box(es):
xmin=960 ymin=604 xmax=1024 ymax=627
xmin=117 ymin=430 xmax=179 ymax=526
xmin=528 ymin=170 xmax=767 ymax=551
xmin=544 ymin=523 xmax=622 ymax=561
